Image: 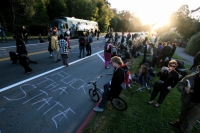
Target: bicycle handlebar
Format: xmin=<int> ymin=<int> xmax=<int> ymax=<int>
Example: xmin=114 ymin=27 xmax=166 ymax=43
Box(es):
xmin=88 ymin=75 xmax=103 ymax=84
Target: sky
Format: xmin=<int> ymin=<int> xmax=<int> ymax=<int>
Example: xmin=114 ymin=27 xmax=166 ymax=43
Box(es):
xmin=108 ymin=0 xmax=199 ymax=28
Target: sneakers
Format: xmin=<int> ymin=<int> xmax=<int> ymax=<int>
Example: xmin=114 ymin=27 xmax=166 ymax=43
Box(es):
xmin=105 ymin=66 xmax=109 ymax=69
xmin=154 ymin=103 xmax=160 ymax=108
xmin=93 ymin=107 xmax=104 ymax=112
xmin=148 ymin=100 xmax=154 ymax=104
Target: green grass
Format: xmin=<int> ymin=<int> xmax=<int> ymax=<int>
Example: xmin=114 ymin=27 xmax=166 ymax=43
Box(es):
xmin=172 ymin=54 xmax=185 ymax=61
xmin=82 ymin=56 xmax=200 ymax=133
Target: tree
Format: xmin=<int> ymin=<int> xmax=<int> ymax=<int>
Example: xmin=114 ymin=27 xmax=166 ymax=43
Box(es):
xmin=169 ymin=5 xmax=198 ymax=40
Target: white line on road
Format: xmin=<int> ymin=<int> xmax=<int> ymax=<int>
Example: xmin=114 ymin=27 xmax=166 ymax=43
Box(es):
xmin=0 ymin=50 xmax=104 ymax=93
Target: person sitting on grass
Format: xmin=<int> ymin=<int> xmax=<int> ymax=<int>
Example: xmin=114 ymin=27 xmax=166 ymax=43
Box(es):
xmin=132 ymin=63 xmax=149 ymax=86
xmin=38 ymin=33 xmax=45 ymax=43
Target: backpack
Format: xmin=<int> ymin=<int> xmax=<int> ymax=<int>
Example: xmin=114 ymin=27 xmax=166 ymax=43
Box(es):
xmin=79 ymin=37 xmax=85 ymax=46
xmin=120 ymin=67 xmax=132 ymax=89
xmin=89 ymin=36 xmax=93 ymax=43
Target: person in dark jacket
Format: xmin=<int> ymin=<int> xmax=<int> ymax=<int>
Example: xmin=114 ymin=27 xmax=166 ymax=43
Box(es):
xmin=158 ymin=42 xmax=172 ymax=67
xmin=13 ymin=32 xmax=32 ymax=73
xmin=148 ymin=60 xmax=179 ymax=107
xmin=93 ymin=56 xmax=125 ymax=112
xmin=169 ymin=65 xmax=200 ymax=133
xmin=190 ymin=51 xmax=200 ymax=70
xmin=168 ymin=43 xmax=177 ymax=61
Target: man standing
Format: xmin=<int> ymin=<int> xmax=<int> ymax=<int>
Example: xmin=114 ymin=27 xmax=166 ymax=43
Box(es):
xmin=78 ymin=33 xmax=86 ymax=58
xmin=170 ymin=65 xmax=200 ymax=133
xmin=58 ymin=34 xmax=69 ymax=67
xmin=159 ymin=42 xmax=172 ymax=67
xmin=51 ymin=31 xmax=60 ymax=63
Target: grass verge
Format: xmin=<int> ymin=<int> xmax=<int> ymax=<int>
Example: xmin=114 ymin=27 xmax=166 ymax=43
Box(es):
xmin=82 ymin=56 xmax=200 ymax=133
xmin=172 ymin=54 xmax=185 ymax=61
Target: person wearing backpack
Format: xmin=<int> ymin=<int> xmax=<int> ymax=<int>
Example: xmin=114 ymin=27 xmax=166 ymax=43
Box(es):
xmin=121 ymin=59 xmax=132 ymax=89
xmin=78 ymin=33 xmax=86 ymax=58
xmin=93 ymin=56 xmax=125 ymax=112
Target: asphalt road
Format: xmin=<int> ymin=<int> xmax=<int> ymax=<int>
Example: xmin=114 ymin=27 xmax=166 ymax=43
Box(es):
xmin=0 ymin=37 xmax=114 ymax=133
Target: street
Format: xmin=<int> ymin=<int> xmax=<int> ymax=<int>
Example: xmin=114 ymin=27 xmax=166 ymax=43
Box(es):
xmin=0 ymin=37 xmax=113 ymax=133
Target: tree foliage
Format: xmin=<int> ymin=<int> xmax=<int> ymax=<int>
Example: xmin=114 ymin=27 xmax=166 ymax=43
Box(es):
xmin=185 ymin=32 xmax=200 ymax=56
xmin=0 ymin=0 xmax=150 ymax=34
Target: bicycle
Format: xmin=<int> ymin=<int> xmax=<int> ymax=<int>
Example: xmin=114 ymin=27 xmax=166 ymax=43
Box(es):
xmin=88 ymin=75 xmax=127 ymax=111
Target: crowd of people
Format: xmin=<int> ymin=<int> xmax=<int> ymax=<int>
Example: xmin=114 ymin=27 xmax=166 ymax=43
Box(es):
xmin=92 ymin=31 xmax=200 ymax=133
xmin=6 ymin=26 xmax=200 ymax=132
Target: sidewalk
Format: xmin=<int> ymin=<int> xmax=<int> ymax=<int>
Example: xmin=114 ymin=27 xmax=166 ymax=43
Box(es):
xmin=174 ymin=47 xmax=194 ymax=66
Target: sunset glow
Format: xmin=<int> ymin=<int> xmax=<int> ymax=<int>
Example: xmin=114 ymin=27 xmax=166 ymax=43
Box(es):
xmin=109 ymin=0 xmax=198 ymax=28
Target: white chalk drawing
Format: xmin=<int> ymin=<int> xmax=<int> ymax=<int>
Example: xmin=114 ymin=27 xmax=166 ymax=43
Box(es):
xmin=46 ymin=83 xmax=60 ymax=91
xmin=32 ymin=97 xmax=53 ymax=111
xmin=52 ymin=108 xmax=76 ymax=128
xmin=3 ymin=84 xmax=36 ymax=101
xmin=2 ymin=71 xmax=93 ymax=128
xmin=43 ymin=101 xmax=64 ymax=115
xmin=52 ymin=87 xmax=68 ymax=95
xmin=62 ymin=78 xmax=77 ymax=85
xmin=0 ymin=108 xmax=5 ymax=113
xmin=50 ymin=71 xmax=71 ymax=79
xmin=69 ymin=79 xmax=91 ymax=94
xmin=23 ymin=90 xmax=48 ymax=104
xmin=35 ymin=77 xmax=55 ymax=86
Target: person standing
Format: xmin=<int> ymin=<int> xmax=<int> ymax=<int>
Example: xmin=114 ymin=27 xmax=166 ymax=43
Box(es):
xmin=22 ymin=26 xmax=28 ymax=43
xmin=97 ymin=30 xmax=100 ymax=40
xmin=145 ymin=43 xmax=154 ymax=66
xmin=0 ymin=23 xmax=8 ymax=42
xmin=159 ymin=42 xmax=172 ymax=67
xmin=189 ymin=51 xmax=200 ymax=70
xmin=148 ymin=60 xmax=179 ymax=107
xmin=93 ymin=56 xmax=125 ymax=112
xmin=78 ymin=33 xmax=86 ymax=58
xmin=51 ymin=31 xmax=60 ymax=63
xmin=13 ymin=32 xmax=32 ymax=73
xmin=86 ymin=33 xmax=92 ymax=56
xmin=47 ymin=28 xmax=53 ymax=58
xmin=58 ymin=34 xmax=69 ymax=67
xmin=168 ymin=43 xmax=177 ymax=61
xmin=104 ymin=40 xmax=112 ymax=69
xmin=170 ymin=65 xmax=200 ymax=133
xmin=64 ymin=28 xmax=71 ymax=49
xmin=121 ymin=32 xmax=125 ymax=44
xmin=114 ymin=32 xmax=118 ymax=43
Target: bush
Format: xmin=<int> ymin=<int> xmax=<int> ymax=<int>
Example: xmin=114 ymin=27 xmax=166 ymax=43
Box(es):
xmin=185 ymin=32 xmax=200 ymax=56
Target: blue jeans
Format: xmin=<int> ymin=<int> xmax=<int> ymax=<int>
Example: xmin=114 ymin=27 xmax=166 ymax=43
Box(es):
xmin=79 ymin=45 xmax=85 ymax=58
xmin=98 ymin=83 xmax=111 ymax=108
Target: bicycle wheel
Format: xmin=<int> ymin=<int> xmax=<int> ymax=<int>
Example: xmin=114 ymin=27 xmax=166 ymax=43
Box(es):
xmin=110 ymin=97 xmax=127 ymax=111
xmin=89 ymin=89 xmax=100 ymax=102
